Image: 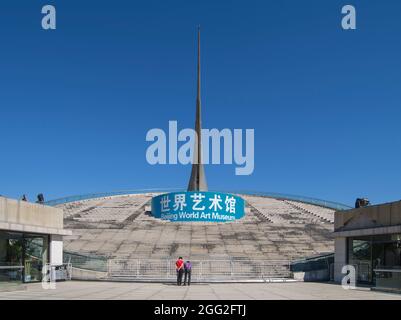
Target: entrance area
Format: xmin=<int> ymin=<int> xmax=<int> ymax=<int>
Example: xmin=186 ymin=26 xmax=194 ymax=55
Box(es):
xmin=0 ymin=230 xmax=49 ymax=283
xmin=348 ymin=234 xmax=401 ymax=284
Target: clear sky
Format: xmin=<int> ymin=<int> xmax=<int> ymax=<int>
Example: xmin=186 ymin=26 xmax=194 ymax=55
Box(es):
xmin=1 ymin=0 xmax=400 ymax=206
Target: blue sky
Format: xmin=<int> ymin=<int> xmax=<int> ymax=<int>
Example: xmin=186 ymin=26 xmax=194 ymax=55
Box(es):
xmin=0 ymin=0 xmax=400 ymax=206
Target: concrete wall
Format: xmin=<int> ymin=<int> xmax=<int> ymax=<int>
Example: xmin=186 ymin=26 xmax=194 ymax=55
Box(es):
xmin=334 ymin=237 xmax=347 ymax=282
xmin=335 ymin=200 xmax=401 ymax=232
xmin=50 ymin=235 xmax=63 ymax=265
xmin=0 ymin=197 xmax=67 ymax=235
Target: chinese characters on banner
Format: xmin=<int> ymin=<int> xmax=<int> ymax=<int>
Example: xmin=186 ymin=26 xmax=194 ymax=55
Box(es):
xmin=152 ymin=192 xmax=245 ymax=222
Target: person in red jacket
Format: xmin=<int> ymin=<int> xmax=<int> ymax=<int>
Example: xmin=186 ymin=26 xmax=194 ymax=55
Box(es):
xmin=175 ymin=257 xmax=184 ymax=286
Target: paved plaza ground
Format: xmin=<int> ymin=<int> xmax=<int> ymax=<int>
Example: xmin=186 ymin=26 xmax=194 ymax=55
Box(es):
xmin=0 ymin=281 xmax=400 ymax=300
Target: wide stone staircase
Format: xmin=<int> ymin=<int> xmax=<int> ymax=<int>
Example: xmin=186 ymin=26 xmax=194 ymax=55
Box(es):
xmin=59 ymin=193 xmax=336 ymax=281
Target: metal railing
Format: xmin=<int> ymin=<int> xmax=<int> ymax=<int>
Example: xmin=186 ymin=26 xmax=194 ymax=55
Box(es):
xmin=63 ymin=251 xmax=108 ymax=272
xmin=106 ymin=259 xmax=292 ymax=282
xmin=234 ymin=191 xmax=351 ymax=211
xmin=0 ymin=264 xmax=73 ymax=283
xmin=0 ymin=266 xmax=24 ymax=282
xmin=291 ymin=253 xmax=334 ymax=273
xmin=374 ymin=268 xmax=401 ymax=291
xmin=44 ymin=189 xmax=351 ymax=210
xmin=44 ymin=263 xmax=72 ymax=281
xmin=44 ymin=189 xmax=178 ymax=206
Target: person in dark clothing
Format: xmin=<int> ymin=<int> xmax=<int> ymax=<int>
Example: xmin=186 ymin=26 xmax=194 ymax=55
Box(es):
xmin=21 ymin=195 xmax=28 ymax=202
xmin=355 ymin=198 xmax=370 ymax=208
xmin=184 ymin=260 xmax=192 ymax=286
xmin=175 ymin=257 xmax=184 ymax=286
xmin=36 ymin=193 xmax=45 ymax=204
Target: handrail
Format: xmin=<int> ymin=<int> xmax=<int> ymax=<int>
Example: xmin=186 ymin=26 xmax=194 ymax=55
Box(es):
xmin=106 ymin=258 xmax=292 ymax=281
xmin=291 ymin=252 xmax=334 ymax=263
xmin=229 ymin=190 xmax=351 ymax=210
xmin=44 ymin=188 xmax=351 ymax=210
xmin=44 ymin=188 xmax=180 ymax=207
xmin=374 ymin=269 xmax=401 ymax=273
xmin=0 ymin=266 xmax=24 ymax=270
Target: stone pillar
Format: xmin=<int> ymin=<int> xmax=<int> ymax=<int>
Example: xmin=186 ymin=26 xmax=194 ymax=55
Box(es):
xmin=334 ymin=237 xmax=347 ymax=283
xmin=50 ymin=234 xmax=63 ymax=265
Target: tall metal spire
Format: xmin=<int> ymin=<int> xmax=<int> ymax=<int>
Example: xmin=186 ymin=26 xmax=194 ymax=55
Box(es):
xmin=188 ymin=26 xmax=208 ymax=191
